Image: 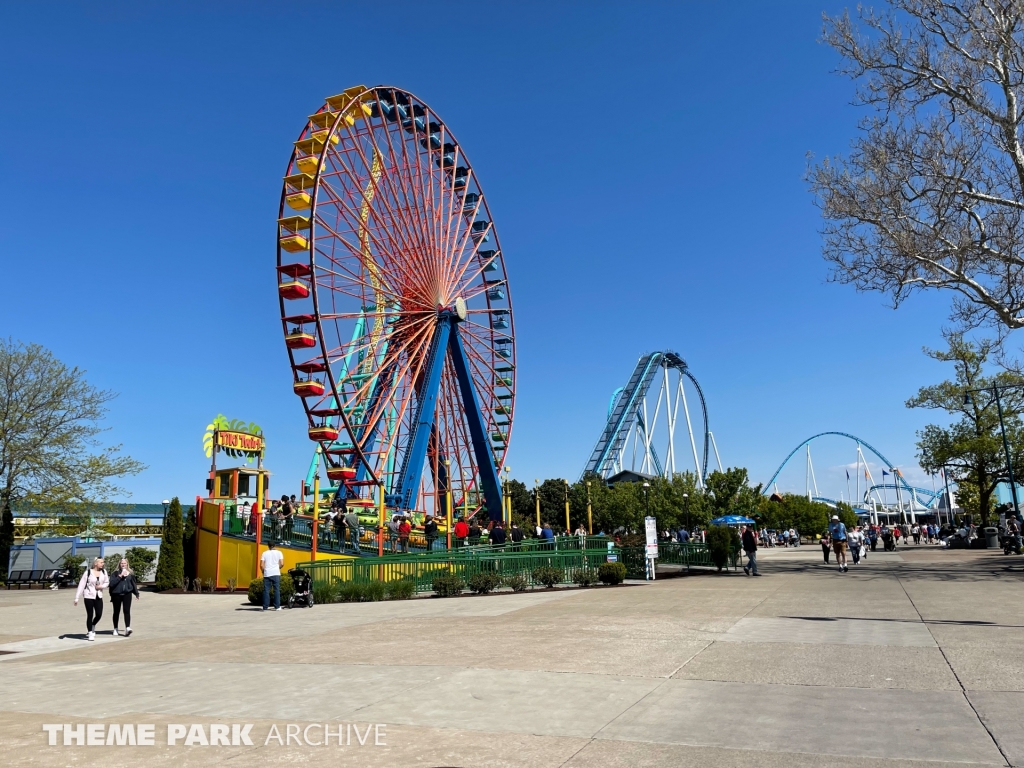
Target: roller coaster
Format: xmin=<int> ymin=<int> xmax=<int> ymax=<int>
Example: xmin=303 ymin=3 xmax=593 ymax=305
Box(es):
xmin=763 ymin=431 xmax=946 ymax=511
xmin=582 ymin=351 xmax=716 ymax=484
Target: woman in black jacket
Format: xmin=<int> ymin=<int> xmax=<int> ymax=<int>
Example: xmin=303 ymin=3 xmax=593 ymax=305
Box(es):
xmin=109 ymin=558 xmax=141 ymax=637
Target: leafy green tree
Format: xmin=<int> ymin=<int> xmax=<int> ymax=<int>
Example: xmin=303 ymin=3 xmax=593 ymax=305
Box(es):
xmin=907 ymin=334 xmax=1024 ymax=525
xmin=0 ymin=339 xmax=145 ymax=575
xmin=155 ymin=497 xmax=184 ymax=590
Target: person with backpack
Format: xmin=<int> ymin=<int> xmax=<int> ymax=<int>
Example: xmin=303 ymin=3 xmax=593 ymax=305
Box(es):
xmin=829 ymin=515 xmax=849 ymax=572
xmin=109 ymin=557 xmax=141 ymax=637
xmin=73 ymin=557 xmax=109 ymax=641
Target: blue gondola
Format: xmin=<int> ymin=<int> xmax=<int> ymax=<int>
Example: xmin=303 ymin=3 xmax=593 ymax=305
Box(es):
xmin=452 ymin=166 xmax=469 ymax=188
xmin=487 ymin=287 xmax=505 ymax=301
xmin=462 ymin=192 xmax=480 ymax=212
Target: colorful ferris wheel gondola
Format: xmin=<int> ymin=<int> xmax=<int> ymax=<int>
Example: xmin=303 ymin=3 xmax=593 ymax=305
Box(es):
xmin=276 ymin=85 xmax=514 ymax=522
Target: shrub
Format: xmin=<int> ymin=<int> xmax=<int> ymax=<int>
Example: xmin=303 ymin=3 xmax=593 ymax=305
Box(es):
xmin=504 ymin=573 xmax=529 ymax=592
xmin=312 ymin=580 xmax=338 ymax=604
xmin=364 ymin=581 xmax=387 ymax=602
xmin=155 ymin=497 xmax=184 ymax=590
xmin=337 ymin=582 xmax=364 ymax=602
xmin=468 ymin=571 xmax=502 ymax=594
xmin=104 ymin=552 xmax=123 ymax=572
xmin=574 ymin=568 xmax=598 ymax=587
xmin=598 ymin=562 xmax=627 ymax=585
xmin=247 ymin=574 xmax=294 ymax=605
xmin=126 ymin=547 xmax=157 ymax=581
xmin=385 ymin=579 xmax=415 ymax=600
xmin=531 ymin=566 xmax=564 ymax=588
xmin=706 ymin=525 xmax=739 ymax=571
xmin=63 ymin=553 xmax=86 ymax=583
xmin=432 ymin=570 xmax=465 ymax=597
xmin=225 ymin=577 xmax=237 ymax=593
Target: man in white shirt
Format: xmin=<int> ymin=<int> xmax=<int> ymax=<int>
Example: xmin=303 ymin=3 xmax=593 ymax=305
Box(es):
xmin=260 ymin=542 xmax=285 ymax=611
xmin=848 ymin=526 xmax=865 ymax=565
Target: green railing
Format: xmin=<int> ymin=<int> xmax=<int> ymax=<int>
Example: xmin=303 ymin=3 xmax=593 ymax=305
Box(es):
xmin=620 ymin=542 xmax=739 ymax=578
xmin=297 ymin=545 xmax=615 ymax=594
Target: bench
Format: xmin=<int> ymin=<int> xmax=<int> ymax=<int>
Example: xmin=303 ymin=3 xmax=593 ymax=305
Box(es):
xmin=5 ymin=569 xmax=61 ymax=589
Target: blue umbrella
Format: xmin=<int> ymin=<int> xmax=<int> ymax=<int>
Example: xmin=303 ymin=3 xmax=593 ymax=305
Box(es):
xmin=710 ymin=515 xmax=755 ymax=526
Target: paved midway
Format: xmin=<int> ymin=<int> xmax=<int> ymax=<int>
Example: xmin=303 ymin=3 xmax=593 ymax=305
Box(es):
xmin=1 ymin=545 xmax=1022 ymax=767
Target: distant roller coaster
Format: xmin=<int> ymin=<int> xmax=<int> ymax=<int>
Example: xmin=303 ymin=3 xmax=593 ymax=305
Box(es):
xmin=763 ymin=431 xmax=944 ymax=510
xmin=582 ymin=351 xmax=715 ymax=484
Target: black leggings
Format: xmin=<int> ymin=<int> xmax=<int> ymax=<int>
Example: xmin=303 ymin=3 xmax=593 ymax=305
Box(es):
xmin=84 ymin=597 xmax=103 ymax=632
xmin=111 ymin=593 xmax=132 ymax=628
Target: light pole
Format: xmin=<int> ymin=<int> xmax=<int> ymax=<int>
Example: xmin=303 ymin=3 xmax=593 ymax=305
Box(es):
xmin=642 ymin=481 xmax=650 ymax=518
xmin=502 ymin=466 xmax=511 ymax=530
xmin=563 ymin=480 xmax=570 ymax=534
xmin=683 ymin=492 xmax=690 ymax=536
xmin=534 ymin=478 xmax=540 ymax=533
xmin=585 ymin=481 xmax=593 ymax=535
xmin=965 ymin=384 xmax=1023 ymax=523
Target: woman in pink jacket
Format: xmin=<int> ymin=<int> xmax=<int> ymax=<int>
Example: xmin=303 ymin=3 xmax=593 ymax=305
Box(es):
xmin=74 ymin=557 xmax=110 ymax=641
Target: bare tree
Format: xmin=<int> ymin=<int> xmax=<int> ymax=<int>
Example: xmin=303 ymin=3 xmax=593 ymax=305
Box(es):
xmin=0 ymin=339 xmax=145 ymax=570
xmin=810 ymin=0 xmax=1024 ymax=334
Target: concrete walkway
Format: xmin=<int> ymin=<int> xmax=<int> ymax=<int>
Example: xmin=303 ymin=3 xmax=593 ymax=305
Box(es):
xmin=1 ymin=545 xmax=1022 ymax=766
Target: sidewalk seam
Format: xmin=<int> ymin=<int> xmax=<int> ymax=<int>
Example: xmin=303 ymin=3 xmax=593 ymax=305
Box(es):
xmin=894 ymin=563 xmax=1011 ymax=767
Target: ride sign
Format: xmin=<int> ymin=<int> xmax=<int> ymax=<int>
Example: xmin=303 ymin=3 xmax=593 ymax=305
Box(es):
xmin=216 ymin=430 xmax=264 ymax=455
xmin=644 ymin=516 xmax=658 ymax=559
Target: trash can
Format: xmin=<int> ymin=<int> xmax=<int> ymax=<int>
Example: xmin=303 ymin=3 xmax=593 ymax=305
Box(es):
xmin=984 ymin=527 xmax=999 ymax=548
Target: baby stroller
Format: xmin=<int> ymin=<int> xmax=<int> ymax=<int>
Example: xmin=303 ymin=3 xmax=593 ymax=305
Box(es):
xmin=287 ymin=568 xmax=314 ymax=608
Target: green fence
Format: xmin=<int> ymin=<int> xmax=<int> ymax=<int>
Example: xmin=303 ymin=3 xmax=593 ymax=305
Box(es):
xmin=620 ymin=542 xmax=738 ymax=578
xmin=298 ymin=545 xmax=615 ymax=594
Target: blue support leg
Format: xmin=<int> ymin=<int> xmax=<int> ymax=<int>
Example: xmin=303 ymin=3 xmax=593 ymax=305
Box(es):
xmin=448 ymin=324 xmax=504 ymax=522
xmin=388 ymin=316 xmax=453 ymax=509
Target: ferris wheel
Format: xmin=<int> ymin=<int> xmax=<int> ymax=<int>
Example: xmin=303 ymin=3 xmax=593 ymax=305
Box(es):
xmin=276 ymin=85 xmax=514 ymax=521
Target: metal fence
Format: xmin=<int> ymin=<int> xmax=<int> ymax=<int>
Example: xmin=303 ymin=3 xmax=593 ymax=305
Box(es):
xmin=297 ymin=545 xmax=615 ymax=594
xmin=620 ymin=542 xmax=738 ymax=578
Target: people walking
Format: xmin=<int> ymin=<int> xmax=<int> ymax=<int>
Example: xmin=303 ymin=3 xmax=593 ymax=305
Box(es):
xmin=74 ymin=557 xmax=109 ymax=641
xmin=454 ymin=516 xmax=469 ymax=548
xmin=344 ymin=506 xmax=361 ymax=554
xmin=510 ymin=522 xmax=524 ymax=550
xmin=424 ymin=515 xmax=438 ymax=551
xmin=741 ymin=525 xmax=760 ymax=576
xmin=398 ymin=516 xmax=411 ymax=553
xmin=260 ymin=541 xmax=285 ymax=611
xmin=848 ymin=526 xmax=864 ymax=566
xmin=821 ymin=533 xmax=831 ymax=564
xmin=491 ymin=521 xmax=507 ymax=547
xmin=829 ymin=515 xmax=849 ymax=572
xmin=468 ymin=519 xmax=482 ymax=546
xmin=109 ymin=558 xmax=141 ymax=636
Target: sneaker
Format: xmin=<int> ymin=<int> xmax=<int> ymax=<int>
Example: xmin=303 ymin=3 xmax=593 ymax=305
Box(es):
xmin=753 ymin=573 xmax=762 ymax=576
xmin=275 ymin=607 xmax=283 ymax=611
xmin=87 ymin=631 xmax=95 ymax=641
xmin=743 ymin=567 xmax=749 ymax=575
xmin=125 ymin=628 xmax=132 ymax=637
xmin=112 ymin=628 xmax=119 ymax=636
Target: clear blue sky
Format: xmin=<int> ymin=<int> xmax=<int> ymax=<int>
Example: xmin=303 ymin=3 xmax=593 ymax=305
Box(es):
xmin=0 ymin=1 xmax=965 ymax=504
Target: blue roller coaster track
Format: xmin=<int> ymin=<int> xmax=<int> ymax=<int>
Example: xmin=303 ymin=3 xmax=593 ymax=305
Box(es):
xmin=582 ymin=351 xmax=709 ymax=482
xmin=763 ymin=431 xmax=942 ymax=509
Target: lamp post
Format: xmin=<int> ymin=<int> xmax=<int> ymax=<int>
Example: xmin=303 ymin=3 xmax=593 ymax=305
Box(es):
xmin=534 ymin=478 xmax=540 ymax=533
xmin=642 ymin=481 xmax=650 ymax=518
xmin=502 ymin=466 xmax=511 ymax=530
xmin=965 ymin=385 xmax=1023 ymax=522
xmin=683 ymin=492 xmax=690 ymax=536
xmin=586 ymin=481 xmax=593 ymax=535
xmin=563 ymin=480 xmax=570 ymax=535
